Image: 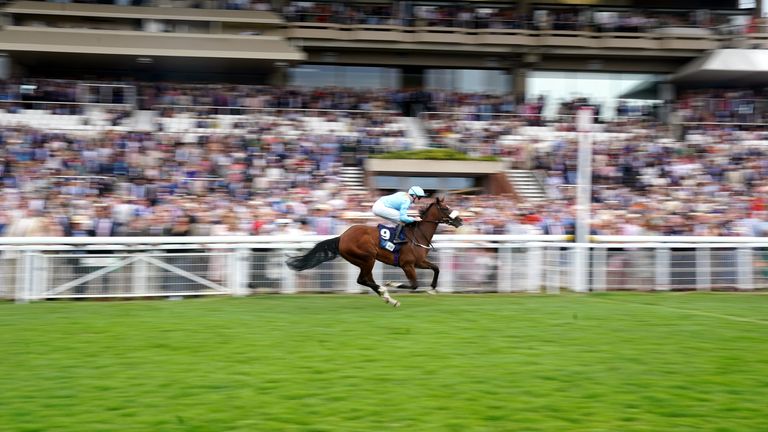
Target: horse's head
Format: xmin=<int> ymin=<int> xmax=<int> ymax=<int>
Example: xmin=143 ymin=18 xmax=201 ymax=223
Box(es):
xmin=419 ymin=196 xmax=463 ymax=228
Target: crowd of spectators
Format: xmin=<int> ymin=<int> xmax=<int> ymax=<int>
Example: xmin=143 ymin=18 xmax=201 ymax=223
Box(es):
xmin=4 ymin=80 xmax=768 ymax=238
xmin=283 ymin=2 xmax=749 ymax=35
xmin=423 ymin=96 xmax=654 ymax=158
xmin=12 ymin=1 xmax=759 ymax=38
xmin=4 ymin=78 xmax=504 ymax=117
xmin=3 ymin=123 xmax=768 ymax=239
xmin=8 ymin=78 xmax=766 ymax=126
xmin=422 ymin=114 xmax=768 ymax=238
xmin=530 ymin=125 xmax=768 ymax=237
xmin=0 ymin=126 xmax=365 ymax=239
xmin=674 ymin=88 xmax=768 ymax=125
xmin=29 ymin=0 xmax=273 ymax=11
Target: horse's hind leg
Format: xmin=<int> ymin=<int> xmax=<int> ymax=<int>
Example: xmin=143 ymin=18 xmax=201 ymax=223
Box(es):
xmin=385 ymin=264 xmax=420 ymax=291
xmin=354 ymin=260 xmax=400 ymax=307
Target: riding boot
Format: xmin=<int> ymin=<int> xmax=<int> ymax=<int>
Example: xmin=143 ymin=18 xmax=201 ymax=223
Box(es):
xmin=393 ymin=224 xmax=407 ymax=243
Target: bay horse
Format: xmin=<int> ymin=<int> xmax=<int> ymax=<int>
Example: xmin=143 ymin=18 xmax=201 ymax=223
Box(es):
xmin=286 ymin=196 xmax=463 ymax=307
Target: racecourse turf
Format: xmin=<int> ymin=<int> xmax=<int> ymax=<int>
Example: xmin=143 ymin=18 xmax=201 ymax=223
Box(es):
xmin=1 ymin=292 xmax=767 ymax=432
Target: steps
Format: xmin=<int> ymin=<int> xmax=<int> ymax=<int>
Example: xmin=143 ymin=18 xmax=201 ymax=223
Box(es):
xmin=506 ymin=169 xmax=548 ymax=201
xmin=338 ymin=166 xmax=367 ymax=192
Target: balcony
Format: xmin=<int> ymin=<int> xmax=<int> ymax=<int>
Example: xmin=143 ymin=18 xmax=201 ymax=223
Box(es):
xmin=284 ymin=22 xmax=727 ymax=56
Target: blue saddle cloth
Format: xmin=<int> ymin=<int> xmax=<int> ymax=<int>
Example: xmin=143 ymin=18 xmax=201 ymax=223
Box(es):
xmin=377 ymin=224 xmax=405 ymax=253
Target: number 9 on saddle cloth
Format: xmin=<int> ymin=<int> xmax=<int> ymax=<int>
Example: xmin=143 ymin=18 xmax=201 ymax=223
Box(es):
xmin=377 ymin=224 xmax=405 ymax=252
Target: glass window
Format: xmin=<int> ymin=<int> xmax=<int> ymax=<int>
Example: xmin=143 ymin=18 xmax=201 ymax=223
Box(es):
xmin=373 ymin=176 xmax=475 ymax=191
xmin=738 ymin=0 xmax=756 ymax=9
xmin=288 ymin=64 xmax=399 ymax=89
xmin=425 ymin=69 xmax=511 ymax=94
xmin=526 ymin=70 xmax=660 ymax=119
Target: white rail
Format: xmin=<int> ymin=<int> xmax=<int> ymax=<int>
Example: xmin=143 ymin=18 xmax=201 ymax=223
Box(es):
xmin=1 ymin=235 xmax=766 ymax=302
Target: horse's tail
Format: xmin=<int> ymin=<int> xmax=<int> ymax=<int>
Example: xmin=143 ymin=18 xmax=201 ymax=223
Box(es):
xmin=286 ymin=236 xmax=341 ymax=271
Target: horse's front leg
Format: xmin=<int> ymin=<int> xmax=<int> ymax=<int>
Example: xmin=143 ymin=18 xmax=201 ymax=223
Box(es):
xmin=417 ymin=259 xmax=439 ymax=294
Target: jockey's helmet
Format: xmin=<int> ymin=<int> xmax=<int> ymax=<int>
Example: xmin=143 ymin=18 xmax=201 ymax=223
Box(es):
xmin=408 ymin=186 xmax=426 ymax=198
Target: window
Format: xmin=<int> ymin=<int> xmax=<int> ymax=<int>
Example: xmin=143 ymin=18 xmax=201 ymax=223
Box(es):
xmin=288 ymin=65 xmax=399 ymax=89
xmin=372 ymin=176 xmax=476 ymax=191
xmin=425 ymin=69 xmax=511 ymax=94
xmin=526 ymin=71 xmax=659 ymax=119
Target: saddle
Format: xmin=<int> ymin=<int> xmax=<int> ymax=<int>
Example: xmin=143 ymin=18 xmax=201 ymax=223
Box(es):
xmin=377 ymin=224 xmax=406 ymax=252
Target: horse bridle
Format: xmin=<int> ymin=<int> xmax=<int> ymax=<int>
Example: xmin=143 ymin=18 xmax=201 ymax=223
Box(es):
xmin=413 ymin=206 xmax=459 ymax=249
xmin=419 ymin=208 xmax=459 ymax=225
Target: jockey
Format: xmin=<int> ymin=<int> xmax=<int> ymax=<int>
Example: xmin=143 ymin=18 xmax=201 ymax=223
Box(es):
xmin=372 ymin=186 xmax=426 ymax=243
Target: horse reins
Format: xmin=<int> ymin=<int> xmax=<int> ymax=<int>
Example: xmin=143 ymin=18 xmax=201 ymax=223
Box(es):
xmin=404 ymin=200 xmax=458 ymax=249
xmin=412 ymin=223 xmax=435 ymax=249
xmin=411 ymin=213 xmax=453 ymax=249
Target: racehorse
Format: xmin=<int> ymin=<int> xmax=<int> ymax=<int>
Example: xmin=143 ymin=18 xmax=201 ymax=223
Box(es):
xmin=286 ymin=196 xmax=463 ymax=307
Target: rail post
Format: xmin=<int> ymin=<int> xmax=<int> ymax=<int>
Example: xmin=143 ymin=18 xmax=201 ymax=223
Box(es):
xmin=527 ymin=244 xmax=543 ymax=293
xmin=737 ymin=247 xmax=753 ymax=291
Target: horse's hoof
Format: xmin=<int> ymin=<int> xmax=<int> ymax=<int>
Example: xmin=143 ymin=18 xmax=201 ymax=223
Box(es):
xmin=392 ymin=301 xmax=401 ymax=308
xmin=426 ymin=289 xmax=437 ymax=295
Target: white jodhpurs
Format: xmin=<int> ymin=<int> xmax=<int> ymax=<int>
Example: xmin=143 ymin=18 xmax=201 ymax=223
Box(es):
xmin=372 ymin=200 xmax=401 ymax=225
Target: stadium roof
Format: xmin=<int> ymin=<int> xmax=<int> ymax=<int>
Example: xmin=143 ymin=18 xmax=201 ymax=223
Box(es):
xmin=671 ymin=49 xmax=768 ymax=86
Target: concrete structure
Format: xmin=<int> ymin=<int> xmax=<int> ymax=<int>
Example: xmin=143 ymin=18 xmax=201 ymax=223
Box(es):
xmin=0 ymin=0 xmax=759 ymax=84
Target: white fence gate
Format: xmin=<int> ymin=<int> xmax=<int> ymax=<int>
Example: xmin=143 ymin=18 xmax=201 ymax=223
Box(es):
xmin=2 ymin=235 xmax=767 ymax=302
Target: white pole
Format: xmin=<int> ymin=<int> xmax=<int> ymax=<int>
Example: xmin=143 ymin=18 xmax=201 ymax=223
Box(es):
xmin=281 ymin=250 xmax=297 ymax=294
xmin=439 ymin=248 xmax=454 ymax=293
xmin=575 ymin=108 xmax=593 ymax=244
xmin=233 ymin=248 xmax=250 ymax=297
xmin=737 ymin=247 xmax=753 ymax=291
xmin=655 ymin=247 xmax=671 ymax=291
xmin=527 ymin=245 xmax=543 ymax=293
xmin=696 ymin=248 xmax=711 ymax=291
xmin=496 ymin=246 xmax=512 ymax=293
xmin=574 ymin=108 xmax=593 ymax=292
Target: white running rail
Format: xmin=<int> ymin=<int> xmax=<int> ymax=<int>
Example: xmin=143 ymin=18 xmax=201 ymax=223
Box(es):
xmin=1 ymin=235 xmax=767 ymax=302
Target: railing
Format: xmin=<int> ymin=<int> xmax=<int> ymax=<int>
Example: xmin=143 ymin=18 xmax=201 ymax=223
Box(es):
xmin=0 ymin=100 xmax=132 ymax=111
xmin=2 ymin=235 xmax=767 ymax=302
xmin=284 ymin=17 xmax=740 ymax=51
xmin=151 ymin=105 xmax=398 ymax=116
xmin=419 ymin=109 xmax=652 ymax=124
xmin=284 ymin=12 xmax=745 ymax=34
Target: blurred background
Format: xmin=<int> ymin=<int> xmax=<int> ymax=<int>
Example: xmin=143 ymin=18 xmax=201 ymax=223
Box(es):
xmin=2 ymin=0 xmax=768 ymax=299
xmin=4 ymin=6 xmax=768 ymax=430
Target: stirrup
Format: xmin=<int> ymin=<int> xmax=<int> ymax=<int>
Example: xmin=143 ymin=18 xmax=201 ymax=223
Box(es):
xmin=393 ymin=225 xmax=407 ymax=243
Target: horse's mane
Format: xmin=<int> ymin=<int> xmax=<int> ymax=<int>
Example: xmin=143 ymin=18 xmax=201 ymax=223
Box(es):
xmin=418 ymin=198 xmax=441 ymax=218
xmin=418 ymin=202 xmax=433 ymax=218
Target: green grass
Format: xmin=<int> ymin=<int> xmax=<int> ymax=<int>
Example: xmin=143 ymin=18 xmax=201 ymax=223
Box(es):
xmin=1 ymin=293 xmax=767 ymax=432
